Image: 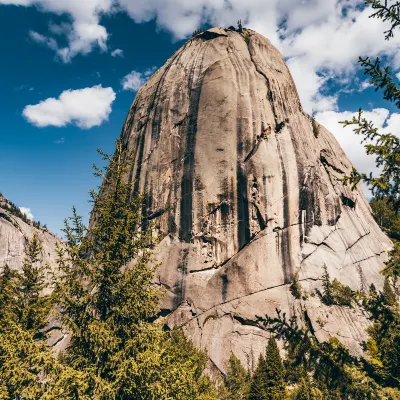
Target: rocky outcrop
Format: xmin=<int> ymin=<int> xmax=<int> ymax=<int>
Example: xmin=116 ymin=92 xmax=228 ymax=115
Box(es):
xmin=0 ymin=194 xmax=69 ymax=350
xmin=0 ymin=194 xmax=59 ymax=276
xmin=117 ymin=27 xmax=393 ymax=373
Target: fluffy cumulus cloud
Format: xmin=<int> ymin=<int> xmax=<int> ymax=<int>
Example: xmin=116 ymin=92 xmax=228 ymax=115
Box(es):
xmin=19 ymin=207 xmax=34 ymax=220
xmin=2 ymin=0 xmax=400 ymax=111
xmin=121 ymin=67 xmax=157 ymax=91
xmin=315 ymin=108 xmax=400 ymax=184
xmin=1 ymin=0 xmax=113 ymax=62
xmin=23 ymin=85 xmax=116 ymax=128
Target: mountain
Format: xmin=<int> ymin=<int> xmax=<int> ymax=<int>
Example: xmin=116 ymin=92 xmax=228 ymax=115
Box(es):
xmin=0 ymin=193 xmax=59 ymax=273
xmin=114 ymin=27 xmax=392 ymax=373
xmin=0 ymin=193 xmax=70 ymax=350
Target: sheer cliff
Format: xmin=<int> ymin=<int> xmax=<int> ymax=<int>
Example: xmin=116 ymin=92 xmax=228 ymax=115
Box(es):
xmin=116 ymin=27 xmax=392 ymax=373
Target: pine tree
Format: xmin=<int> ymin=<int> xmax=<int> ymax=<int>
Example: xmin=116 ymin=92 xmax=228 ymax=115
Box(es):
xmin=321 ymin=265 xmax=333 ymax=305
xmin=249 ymin=337 xmax=286 ymax=400
xmin=383 ymin=276 xmax=397 ymax=306
xmin=249 ymin=353 xmax=267 ymax=400
xmin=264 ymin=336 xmax=286 ymax=400
xmin=0 ymin=264 xmax=18 ymax=323
xmin=224 ymin=352 xmax=250 ymax=399
xmin=16 ymin=233 xmax=52 ymax=331
xmin=295 ymin=376 xmax=312 ymax=400
xmin=54 ymin=141 xmax=217 ymax=399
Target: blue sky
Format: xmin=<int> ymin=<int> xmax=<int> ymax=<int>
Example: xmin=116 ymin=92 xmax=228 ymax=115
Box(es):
xmin=0 ymin=5 xmax=185 ymax=234
xmin=1 ymin=0 xmax=400 ymax=236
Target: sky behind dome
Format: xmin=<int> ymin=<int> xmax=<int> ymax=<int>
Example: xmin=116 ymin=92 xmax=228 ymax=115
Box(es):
xmin=1 ymin=0 xmax=400 ymax=235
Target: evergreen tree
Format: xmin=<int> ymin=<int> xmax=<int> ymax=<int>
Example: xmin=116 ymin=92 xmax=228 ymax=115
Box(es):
xmin=224 ymin=352 xmax=250 ymax=400
xmin=321 ymin=265 xmax=333 ymax=305
xmin=249 ymin=337 xmax=286 ymax=400
xmin=340 ymin=1 xmax=400 ymax=214
xmin=54 ymin=141 xmax=217 ymax=399
xmin=0 ymin=235 xmax=57 ymax=399
xmin=383 ymin=276 xmax=397 ymax=306
xmin=16 ymin=233 xmax=52 ymax=331
xmin=264 ymin=336 xmax=286 ymax=400
xmin=294 ymin=376 xmax=312 ymax=400
xmin=249 ymin=354 xmax=267 ymax=400
xmin=0 ymin=264 xmax=17 ymax=323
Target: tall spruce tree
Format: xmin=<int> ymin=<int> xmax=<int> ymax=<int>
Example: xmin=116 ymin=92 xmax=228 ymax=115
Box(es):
xmin=264 ymin=336 xmax=286 ymax=400
xmin=224 ymin=352 xmax=250 ymax=400
xmin=249 ymin=337 xmax=286 ymax=400
xmin=54 ymin=141 xmax=217 ymax=399
xmin=249 ymin=353 xmax=267 ymax=400
xmin=294 ymin=376 xmax=312 ymax=400
xmin=17 ymin=233 xmax=52 ymax=331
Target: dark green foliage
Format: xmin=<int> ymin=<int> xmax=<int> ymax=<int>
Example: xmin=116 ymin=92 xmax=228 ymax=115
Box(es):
xmin=320 ymin=265 xmax=355 ymax=307
xmin=366 ymin=0 xmax=400 ymax=41
xmin=321 ymin=265 xmax=333 ymax=305
xmin=341 ymin=109 xmax=400 ymax=212
xmin=294 ymin=376 xmax=312 ymax=400
xmin=192 ymin=28 xmax=205 ymax=37
xmin=264 ymin=337 xmax=286 ymax=399
xmin=249 ymin=337 xmax=286 ymax=400
xmin=17 ymin=234 xmax=52 ymax=331
xmin=311 ymin=117 xmax=320 ymax=138
xmin=237 ymin=19 xmax=243 ymax=33
xmin=262 ymin=310 xmax=396 ymax=399
xmin=364 ymin=277 xmax=400 ymax=388
xmin=249 ymin=354 xmax=267 ymax=400
xmin=224 ymin=353 xmax=250 ymax=400
xmin=290 ymin=272 xmax=302 ymax=299
xmin=370 ymin=196 xmax=400 ymax=278
xmin=383 ymin=276 xmax=397 ymax=306
xmin=330 ymin=279 xmax=354 ymax=307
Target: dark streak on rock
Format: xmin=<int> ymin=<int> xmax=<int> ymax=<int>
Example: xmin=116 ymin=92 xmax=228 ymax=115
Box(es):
xmin=179 ymin=44 xmax=208 ymax=242
xmin=175 ymin=247 xmax=190 ymax=309
xmin=237 ymin=119 xmax=251 ymax=249
xmin=276 ymin=137 xmax=293 ymax=283
xmin=222 ymin=273 xmax=229 ymax=302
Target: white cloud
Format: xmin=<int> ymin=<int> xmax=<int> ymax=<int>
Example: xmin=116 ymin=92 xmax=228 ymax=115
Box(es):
xmin=111 ymin=48 xmax=124 ymax=57
xmin=121 ymin=67 xmax=156 ymax=91
xmin=19 ymin=207 xmax=34 ymax=220
xmin=23 ymin=85 xmax=116 ymax=128
xmin=315 ymin=108 xmax=400 ymax=181
xmin=1 ymin=0 xmax=113 ymax=62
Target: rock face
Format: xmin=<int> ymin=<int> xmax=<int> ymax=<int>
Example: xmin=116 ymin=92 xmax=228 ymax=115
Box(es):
xmin=0 ymin=194 xmax=59 ymax=273
xmin=117 ymin=28 xmax=393 ymax=373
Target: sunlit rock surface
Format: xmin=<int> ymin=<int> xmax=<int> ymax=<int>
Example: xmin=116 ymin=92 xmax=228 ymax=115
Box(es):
xmin=116 ymin=27 xmax=392 ymax=373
